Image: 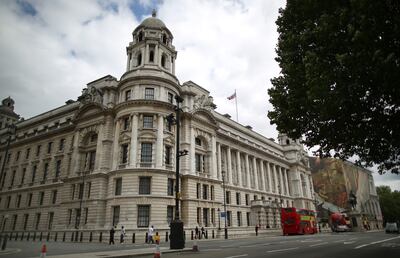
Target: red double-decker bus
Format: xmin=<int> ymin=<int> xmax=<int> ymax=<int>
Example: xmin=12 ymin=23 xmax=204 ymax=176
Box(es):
xmin=281 ymin=207 xmax=318 ymax=235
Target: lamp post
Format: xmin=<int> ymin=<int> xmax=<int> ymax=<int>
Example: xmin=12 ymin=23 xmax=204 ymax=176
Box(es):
xmin=221 ymin=170 xmax=228 ymax=239
xmin=168 ymin=95 xmax=187 ymax=250
xmin=217 ymin=208 xmax=221 ymax=230
xmin=0 ymin=124 xmax=16 ymax=188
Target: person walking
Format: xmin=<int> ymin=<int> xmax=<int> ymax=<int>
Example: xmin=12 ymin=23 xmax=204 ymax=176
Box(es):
xmin=148 ymin=225 xmax=154 ymax=244
xmin=109 ymin=226 xmax=115 ymax=245
xmin=255 ymin=224 xmax=259 ymax=236
xmin=120 ymin=225 xmax=126 ymax=244
xmin=154 ymin=232 xmax=160 ymax=244
xmin=201 ymin=226 xmax=206 ymax=239
xmin=195 ymin=226 xmax=199 ymax=239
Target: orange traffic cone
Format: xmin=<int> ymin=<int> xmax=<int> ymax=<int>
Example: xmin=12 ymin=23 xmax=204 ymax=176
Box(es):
xmin=192 ymin=236 xmax=199 ymax=252
xmin=153 ymin=243 xmax=161 ymax=258
xmin=41 ymin=244 xmax=47 ymax=258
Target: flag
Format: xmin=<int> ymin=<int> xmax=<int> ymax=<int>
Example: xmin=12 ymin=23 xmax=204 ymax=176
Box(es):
xmin=227 ymin=92 xmax=236 ymax=100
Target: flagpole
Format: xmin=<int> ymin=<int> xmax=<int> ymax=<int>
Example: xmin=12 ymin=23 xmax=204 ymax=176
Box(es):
xmin=235 ymin=89 xmax=238 ymax=122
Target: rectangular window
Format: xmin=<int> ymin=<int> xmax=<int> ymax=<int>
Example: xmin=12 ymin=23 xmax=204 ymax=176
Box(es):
xmin=55 ymin=160 xmax=61 ymax=178
xmin=84 ymin=208 xmax=88 ymax=224
xmin=202 ymin=184 xmax=208 ymax=200
xmin=12 ymin=214 xmax=17 ymax=230
xmin=0 ymin=172 xmax=6 ymax=188
xmin=47 ymin=142 xmax=53 ymax=154
xmin=196 ymin=183 xmax=201 ymax=199
xmin=197 ymin=207 xmax=201 ymax=225
xmin=71 ymin=184 xmax=75 ymax=200
xmin=123 ymin=117 xmax=130 ymax=130
xmin=21 ymin=168 xmax=26 ymax=185
xmin=144 ymin=88 xmax=154 ymax=100
xmin=125 ymin=90 xmax=131 ymax=101
xmin=10 ymin=170 xmax=16 ymax=186
xmin=27 ymin=193 xmax=32 ymax=207
xmin=88 ymin=151 xmax=96 ymax=170
xmin=168 ymin=92 xmax=173 ymax=104
xmin=78 ymin=183 xmax=84 ymax=199
xmin=67 ymin=209 xmax=72 ymax=225
xmin=113 ymin=206 xmax=120 ymax=226
xmin=52 ymin=190 xmax=57 ymax=204
xmin=195 ymin=154 xmax=201 ymax=172
xmin=236 ymin=192 xmax=241 ymax=205
xmin=16 ymin=194 xmax=21 ymax=208
xmin=226 ymin=191 xmax=231 ymax=204
xmin=211 ymin=208 xmax=215 ymax=225
xmin=74 ymin=209 xmax=81 ymax=229
xmin=246 ymin=212 xmax=250 ymax=226
xmin=23 ymin=214 xmax=29 ymax=230
xmin=254 ymin=195 xmax=258 ymax=200
xmin=16 ymin=151 xmax=20 ymax=161
xmin=140 ymin=143 xmax=152 ymax=164
xmin=48 ymin=212 xmax=54 ymax=230
xmin=25 ymin=148 xmax=30 ymax=159
xmin=210 ymin=186 xmax=214 ymax=200
xmin=36 ymin=145 xmax=41 ymax=156
xmin=7 ymin=153 xmax=11 ymax=163
xmin=39 ymin=192 xmax=44 ymax=205
xmin=43 ymin=163 xmax=49 ymax=181
xmin=165 ymin=145 xmax=172 ymax=165
xmin=121 ymin=144 xmax=129 ymax=164
xmin=139 ymin=177 xmax=151 ymax=194
xmin=87 ymin=182 xmax=91 ymax=198
xmin=115 ymin=178 xmax=122 ymax=196
xmin=245 ymin=194 xmax=249 ymax=206
xmin=59 ymin=138 xmax=65 ymax=151
xmin=6 ymin=196 xmax=11 ymax=208
xmin=203 ymin=208 xmax=209 ymax=227
xmin=137 ymin=205 xmax=150 ymax=227
xmin=167 ymin=205 xmax=174 ymax=225
xmin=166 ymin=119 xmax=172 ymax=131
xmin=167 ymin=178 xmax=174 ymax=196
xmin=227 ymin=211 xmax=232 ymax=227
xmin=35 ymin=213 xmax=41 ymax=230
xmin=237 ymin=211 xmax=242 ymax=226
xmin=143 ymin=115 xmax=153 ymax=128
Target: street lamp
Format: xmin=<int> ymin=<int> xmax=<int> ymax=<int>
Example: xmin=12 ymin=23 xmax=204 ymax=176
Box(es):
xmin=168 ymin=95 xmax=188 ymax=250
xmin=221 ymin=170 xmax=228 ymax=239
xmin=0 ymin=124 xmax=16 ymax=188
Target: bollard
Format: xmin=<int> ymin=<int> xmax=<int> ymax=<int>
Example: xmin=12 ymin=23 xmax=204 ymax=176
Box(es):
xmin=15 ymin=232 xmax=18 ymax=241
xmin=89 ymin=232 xmax=92 ymax=242
xmin=191 ymin=230 xmax=194 ymax=240
xmin=165 ymin=231 xmax=168 ymax=242
xmin=80 ymin=232 xmax=83 ymax=242
xmin=145 ymin=232 xmax=148 ymax=243
xmin=21 ymin=232 xmax=24 ymax=241
xmin=54 ymin=232 xmax=58 ymax=242
xmin=1 ymin=234 xmax=7 ymax=250
xmin=27 ymin=232 xmax=30 ymax=241
xmin=132 ymin=233 xmax=135 ymax=243
xmin=39 ymin=232 xmax=43 ymax=241
xmin=33 ymin=232 xmax=36 ymax=241
xmin=46 ymin=232 xmax=50 ymax=241
xmin=62 ymin=232 xmax=66 ymax=242
xmin=99 ymin=232 xmax=103 ymax=242
xmin=212 ymin=230 xmax=215 ymax=239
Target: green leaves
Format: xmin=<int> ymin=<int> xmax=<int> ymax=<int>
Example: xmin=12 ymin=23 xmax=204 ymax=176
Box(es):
xmin=269 ymin=0 xmax=400 ymax=174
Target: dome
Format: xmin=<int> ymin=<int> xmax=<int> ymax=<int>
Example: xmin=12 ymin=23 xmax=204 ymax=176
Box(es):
xmin=140 ymin=17 xmax=167 ymax=29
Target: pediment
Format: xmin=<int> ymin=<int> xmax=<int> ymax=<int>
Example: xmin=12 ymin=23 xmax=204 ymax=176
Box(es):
xmin=119 ymin=132 xmax=131 ymax=142
xmin=75 ymin=103 xmax=104 ymax=120
xmin=191 ymin=109 xmax=218 ymax=127
xmin=138 ymin=130 xmax=156 ymax=139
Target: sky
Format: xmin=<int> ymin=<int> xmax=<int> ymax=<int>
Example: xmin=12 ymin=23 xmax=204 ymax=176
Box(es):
xmin=0 ymin=0 xmax=398 ymax=190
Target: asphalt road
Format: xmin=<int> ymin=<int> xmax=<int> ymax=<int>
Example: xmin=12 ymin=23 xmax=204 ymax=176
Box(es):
xmin=2 ymin=231 xmax=400 ymax=258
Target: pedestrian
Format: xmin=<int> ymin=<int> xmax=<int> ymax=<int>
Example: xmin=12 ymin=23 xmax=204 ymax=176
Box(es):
xmin=195 ymin=226 xmax=199 ymax=239
xmin=148 ymin=225 xmax=154 ymax=244
xmin=120 ymin=225 xmax=126 ymax=244
xmin=154 ymin=232 xmax=160 ymax=244
xmin=201 ymin=226 xmax=206 ymax=239
xmin=109 ymin=226 xmax=115 ymax=245
xmin=255 ymin=224 xmax=259 ymax=236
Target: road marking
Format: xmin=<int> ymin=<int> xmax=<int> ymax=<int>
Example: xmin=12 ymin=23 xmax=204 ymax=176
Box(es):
xmin=344 ymin=241 xmax=356 ymax=244
xmin=349 ymin=237 xmax=358 ymax=240
xmin=204 ymin=248 xmax=222 ymax=251
xmin=310 ymin=242 xmax=328 ymax=247
xmin=334 ymin=240 xmax=343 ymax=243
xmin=267 ymin=247 xmax=298 ymax=253
xmin=221 ymin=244 xmax=238 ymax=248
xmin=355 ymin=236 xmax=400 ymax=249
xmin=261 ymin=243 xmax=271 ymax=246
xmin=301 ymin=239 xmax=321 ymax=243
xmin=224 ymin=254 xmax=248 ymax=258
xmin=240 ymin=244 xmax=262 ymax=248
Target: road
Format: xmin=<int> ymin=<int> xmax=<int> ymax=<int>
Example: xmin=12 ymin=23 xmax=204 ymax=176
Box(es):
xmin=2 ymin=231 xmax=400 ymax=258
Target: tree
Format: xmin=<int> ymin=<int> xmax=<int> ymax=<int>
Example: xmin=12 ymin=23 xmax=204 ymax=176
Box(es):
xmin=268 ymin=0 xmax=400 ymax=174
xmin=376 ymin=186 xmax=400 ymax=223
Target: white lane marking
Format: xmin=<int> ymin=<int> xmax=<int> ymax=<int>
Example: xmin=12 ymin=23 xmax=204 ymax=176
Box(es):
xmin=221 ymin=244 xmax=238 ymax=248
xmin=310 ymin=242 xmax=328 ymax=247
xmin=344 ymin=241 xmax=356 ymax=244
xmin=267 ymin=247 xmax=299 ymax=253
xmin=355 ymin=236 xmax=400 ymax=249
xmin=240 ymin=244 xmax=262 ymax=248
xmin=204 ymin=248 xmax=222 ymax=251
xmin=349 ymin=237 xmax=358 ymax=240
xmin=301 ymin=239 xmax=321 ymax=243
xmin=224 ymin=254 xmax=248 ymax=258
xmin=334 ymin=240 xmax=344 ymax=243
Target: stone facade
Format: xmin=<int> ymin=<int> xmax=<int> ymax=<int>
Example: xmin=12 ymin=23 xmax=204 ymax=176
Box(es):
xmin=0 ymin=15 xmax=314 ymax=237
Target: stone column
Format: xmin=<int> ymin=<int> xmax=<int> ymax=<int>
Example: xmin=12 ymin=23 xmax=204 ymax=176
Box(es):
xmin=190 ymin=127 xmax=196 ymax=174
xmin=260 ymin=160 xmax=265 ymax=192
xmin=126 ymin=52 xmax=130 ymax=71
xmin=273 ymin=164 xmax=278 ymax=194
xmin=217 ymin=143 xmax=221 ymax=180
xmin=266 ymin=162 xmax=272 ymax=193
xmin=129 ymin=114 xmax=138 ymax=168
xmin=279 ymin=167 xmax=285 ymax=195
xmin=284 ymin=169 xmax=290 ymax=196
xmin=112 ymin=119 xmax=120 ymax=170
xmin=211 ymin=135 xmax=217 ymax=180
xmin=227 ymin=146 xmax=232 ymax=184
xmin=156 ymin=115 xmax=164 ymax=168
xmin=155 ymin=45 xmax=159 ymax=64
xmin=245 ymin=154 xmax=250 ymax=189
xmin=94 ymin=124 xmax=104 ymax=172
xmin=71 ymin=131 xmax=81 ymax=174
xmin=253 ymin=157 xmax=259 ymax=190
xmin=236 ymin=151 xmax=242 ymax=187
xmin=145 ymin=44 xmax=149 ymax=64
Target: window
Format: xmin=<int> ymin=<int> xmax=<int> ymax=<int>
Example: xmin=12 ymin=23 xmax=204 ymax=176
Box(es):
xmin=6 ymin=196 xmax=11 ymax=208
xmin=143 ymin=115 xmax=153 ymax=128
xmin=237 ymin=211 xmax=242 ymax=226
xmin=23 ymin=214 xmax=29 ymax=230
xmin=43 ymin=163 xmax=49 ymax=181
xmin=52 ymin=190 xmax=57 ymax=204
xmin=87 ymin=182 xmax=91 ymax=198
xmin=55 ymin=160 xmax=61 ymax=178
xmin=167 ymin=206 xmax=174 ymax=224
xmin=140 ymin=143 xmax=152 ymax=164
xmin=47 ymin=142 xmax=53 ymax=154
xmin=144 ymin=88 xmax=154 ymax=100
xmin=0 ymin=172 xmax=6 ymax=188
xmin=84 ymin=208 xmax=88 ymax=224
xmin=137 ymin=205 xmax=150 ymax=227
xmin=12 ymin=214 xmax=17 ymax=230
xmin=123 ymin=117 xmax=130 ymax=130
xmin=90 ymin=134 xmax=97 ymax=143
xmin=88 ymin=151 xmax=96 ymax=171
xmin=203 ymin=208 xmax=209 ymax=227
xmin=36 ymin=145 xmax=41 ymax=156
xmin=162 ymin=34 xmax=167 ymax=44
xmin=48 ymin=212 xmax=54 ymax=230
xmin=195 ymin=137 xmax=202 ymax=146
xmin=246 ymin=212 xmax=250 ymax=226
xmin=161 ymin=55 xmax=166 ymax=68
xmin=254 ymin=195 xmax=258 ymax=200
xmin=168 ymin=92 xmax=173 ymax=104
xmin=137 ymin=53 xmax=142 ymax=66
xmin=25 ymin=148 xmax=30 ymax=159
xmin=195 ymin=154 xmax=201 ymax=172
xmin=202 ymin=184 xmax=208 ymax=200
xmin=138 ymin=31 xmax=143 ymax=41
xmin=31 ymin=165 xmax=37 ymax=183
xmin=196 ymin=183 xmax=201 ymax=199
xmin=210 ymin=186 xmax=214 ymax=200
xmin=113 ymin=206 xmax=120 ymax=226
xmin=71 ymin=184 xmax=75 ymax=200
xmin=39 ymin=192 xmax=44 ymax=205
xmin=16 ymin=151 xmax=20 ymax=161
xmin=125 ymin=90 xmax=131 ymax=101
xmin=226 ymin=191 xmax=231 ymax=204
xmin=139 ymin=177 xmax=151 ymax=194
xmin=115 ymin=178 xmax=122 ymax=196
xmin=149 ymin=50 xmax=154 ymax=62
xmin=211 ymin=208 xmax=215 ymax=225
xmin=167 ymin=178 xmax=174 ymax=196
xmin=35 ymin=213 xmax=41 ymax=230
xmin=236 ymin=192 xmax=241 ymax=205
xmin=165 ymin=145 xmax=172 ymax=165
xmin=10 ymin=170 xmax=16 ymax=186
xmin=7 ymin=153 xmax=11 ymax=163
xmin=16 ymin=195 xmax=21 ymax=208
xmin=21 ymin=168 xmax=26 ymax=185
xmin=121 ymin=144 xmax=129 ymax=164
xmin=245 ymin=194 xmax=249 ymax=206
xmin=59 ymin=139 xmax=65 ymax=151
xmin=67 ymin=209 xmax=72 ymax=225
xmin=197 ymin=207 xmax=201 ymax=224
xmin=227 ymin=211 xmax=232 ymax=227
xmin=27 ymin=193 xmax=32 ymax=207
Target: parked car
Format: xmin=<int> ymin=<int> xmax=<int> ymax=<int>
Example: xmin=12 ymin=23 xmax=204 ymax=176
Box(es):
xmin=336 ymin=224 xmax=350 ymax=232
xmin=385 ymin=222 xmax=399 ymax=233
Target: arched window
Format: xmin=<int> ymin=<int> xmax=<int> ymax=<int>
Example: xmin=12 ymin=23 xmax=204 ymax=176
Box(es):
xmin=138 ymin=31 xmax=143 ymax=42
xmin=80 ymin=132 xmax=98 ymax=173
xmin=149 ymin=50 xmax=154 ymax=62
xmin=161 ymin=54 xmax=166 ymax=68
xmin=162 ymin=34 xmax=167 ymax=44
xmin=137 ymin=53 xmax=142 ymax=66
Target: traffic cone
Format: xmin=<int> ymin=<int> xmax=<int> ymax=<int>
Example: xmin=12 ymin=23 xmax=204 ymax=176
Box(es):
xmin=192 ymin=236 xmax=199 ymax=252
xmin=41 ymin=244 xmax=47 ymax=258
xmin=153 ymin=243 xmax=161 ymax=258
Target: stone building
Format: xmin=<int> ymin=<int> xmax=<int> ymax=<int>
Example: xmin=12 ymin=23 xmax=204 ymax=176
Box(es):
xmin=0 ymin=14 xmax=314 ymax=238
xmin=0 ymin=97 xmax=20 ymax=130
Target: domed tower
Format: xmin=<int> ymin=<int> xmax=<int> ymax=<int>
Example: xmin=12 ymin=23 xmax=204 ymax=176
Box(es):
xmin=126 ymin=10 xmax=177 ymax=74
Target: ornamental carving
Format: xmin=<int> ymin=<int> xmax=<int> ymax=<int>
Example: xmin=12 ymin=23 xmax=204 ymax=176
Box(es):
xmin=193 ymin=94 xmax=216 ymax=111
xmin=78 ymin=87 xmax=103 ymax=105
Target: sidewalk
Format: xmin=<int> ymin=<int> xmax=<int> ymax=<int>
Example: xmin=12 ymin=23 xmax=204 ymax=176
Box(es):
xmin=0 ymin=248 xmax=20 ymax=256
